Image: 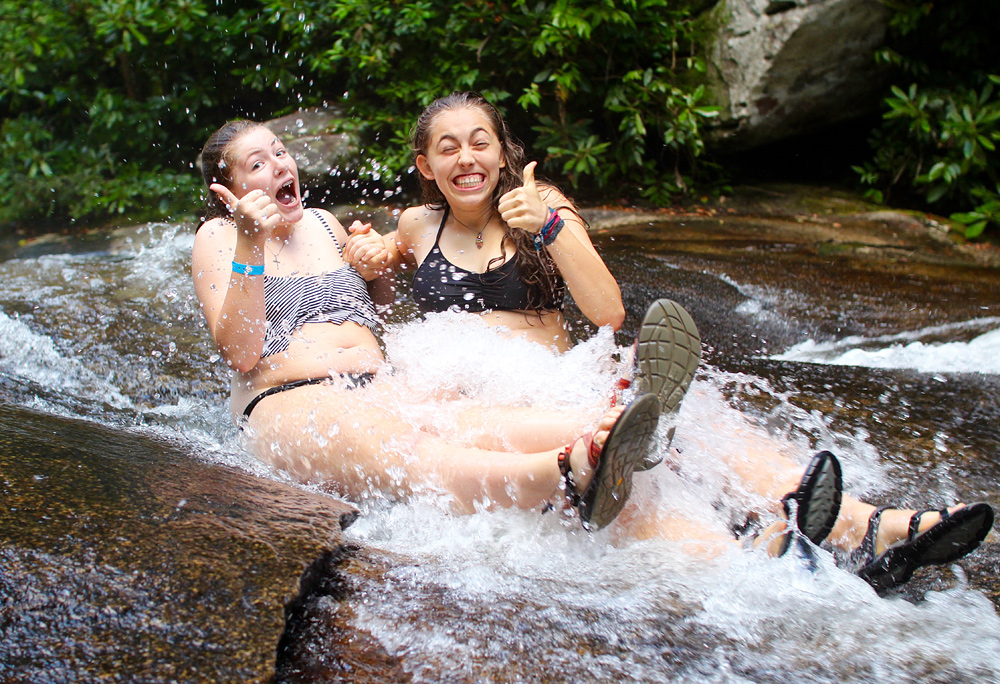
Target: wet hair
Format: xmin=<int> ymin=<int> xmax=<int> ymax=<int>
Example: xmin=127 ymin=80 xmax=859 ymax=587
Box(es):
xmin=411 ymin=92 xmax=567 ymax=312
xmin=199 ymin=120 xmax=267 ymax=223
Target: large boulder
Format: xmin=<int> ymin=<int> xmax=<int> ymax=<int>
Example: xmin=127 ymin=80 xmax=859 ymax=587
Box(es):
xmin=700 ymin=0 xmax=892 ymax=151
xmin=265 ymin=108 xmax=371 ymax=204
xmin=0 ymin=404 xmax=384 ymax=682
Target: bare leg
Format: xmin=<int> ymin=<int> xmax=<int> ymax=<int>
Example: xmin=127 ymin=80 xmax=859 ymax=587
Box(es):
xmin=243 ymin=381 xmax=619 ymax=514
xmin=448 ymin=401 xmax=593 ymax=452
xmin=614 ymin=497 xmax=738 ymax=558
xmin=674 ymin=430 xmax=976 ymax=555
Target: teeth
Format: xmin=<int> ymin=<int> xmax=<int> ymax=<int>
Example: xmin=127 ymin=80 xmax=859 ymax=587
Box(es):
xmin=276 ymin=180 xmax=296 ymax=205
xmin=455 ymin=176 xmax=482 ymax=188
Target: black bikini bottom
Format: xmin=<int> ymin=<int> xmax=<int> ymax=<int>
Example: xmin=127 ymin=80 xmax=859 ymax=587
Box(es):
xmin=242 ymin=373 xmax=376 ymax=419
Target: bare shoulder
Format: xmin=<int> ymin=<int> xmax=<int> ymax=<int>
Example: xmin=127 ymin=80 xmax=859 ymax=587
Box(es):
xmin=195 ymin=216 xmax=234 ymax=238
xmin=310 ymin=206 xmax=341 ymax=225
xmin=308 ymin=207 xmax=349 ymax=242
xmin=397 ymin=205 xmax=442 ymax=247
xmin=398 ymin=204 xmax=441 ymax=230
xmin=192 ymin=217 xmax=235 ymax=255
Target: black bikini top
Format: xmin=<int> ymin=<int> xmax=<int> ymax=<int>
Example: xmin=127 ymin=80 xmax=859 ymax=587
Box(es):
xmin=411 ymin=208 xmax=562 ymax=314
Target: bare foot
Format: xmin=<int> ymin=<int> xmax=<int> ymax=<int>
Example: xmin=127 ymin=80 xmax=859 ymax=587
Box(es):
xmin=754 ymin=520 xmax=792 ymax=557
xmin=566 ymin=404 xmax=625 ymax=492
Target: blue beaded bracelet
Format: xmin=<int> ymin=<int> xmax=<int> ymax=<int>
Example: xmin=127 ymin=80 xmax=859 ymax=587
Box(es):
xmin=232 ymin=260 xmax=265 ymax=276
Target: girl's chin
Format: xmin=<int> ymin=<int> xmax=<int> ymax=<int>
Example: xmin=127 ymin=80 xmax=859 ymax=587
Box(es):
xmin=280 ymin=205 xmax=305 ymax=224
xmin=446 ymin=187 xmax=491 ymax=205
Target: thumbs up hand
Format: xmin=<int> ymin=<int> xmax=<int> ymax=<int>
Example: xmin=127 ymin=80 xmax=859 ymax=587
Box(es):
xmin=498 ymin=161 xmax=548 ymax=234
xmin=211 ymin=184 xmax=280 ymax=238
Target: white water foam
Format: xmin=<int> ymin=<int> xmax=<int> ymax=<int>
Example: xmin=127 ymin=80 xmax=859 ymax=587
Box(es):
xmin=0 ymin=308 xmax=132 ymax=410
xmin=3 ymin=223 xmax=999 ymax=682
xmin=0 ymin=223 xmax=239 ymax=461
xmin=340 ymin=325 xmax=999 ymax=683
xmin=773 ymin=318 xmax=1000 ymax=374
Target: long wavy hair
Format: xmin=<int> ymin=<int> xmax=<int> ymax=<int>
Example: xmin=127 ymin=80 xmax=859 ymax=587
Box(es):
xmin=411 ymin=92 xmax=567 ymax=311
xmin=199 ymin=120 xmax=266 ymax=223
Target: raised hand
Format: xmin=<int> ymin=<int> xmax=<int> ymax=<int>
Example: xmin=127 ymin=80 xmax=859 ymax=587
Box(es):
xmin=497 ymin=161 xmax=548 ymax=234
xmin=344 ymin=221 xmax=391 ymax=279
xmin=210 ymin=183 xmax=280 ymax=239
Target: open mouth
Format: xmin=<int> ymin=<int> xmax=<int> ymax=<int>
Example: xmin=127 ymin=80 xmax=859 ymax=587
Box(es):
xmin=276 ymin=179 xmax=298 ymax=206
xmin=454 ymin=174 xmax=485 ymax=189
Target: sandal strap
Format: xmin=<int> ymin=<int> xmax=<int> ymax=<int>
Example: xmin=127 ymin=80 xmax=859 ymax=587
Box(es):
xmin=555 ymin=432 xmax=595 ymax=509
xmin=588 ymin=435 xmax=602 ymax=470
xmin=849 ymin=505 xmax=889 ymax=567
xmin=907 ymin=507 xmax=950 ymax=541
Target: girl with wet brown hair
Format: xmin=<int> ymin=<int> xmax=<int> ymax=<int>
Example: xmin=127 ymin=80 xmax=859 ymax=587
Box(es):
xmin=190 ymin=118 xmax=660 ymax=532
xmin=346 ymin=91 xmax=624 ymax=352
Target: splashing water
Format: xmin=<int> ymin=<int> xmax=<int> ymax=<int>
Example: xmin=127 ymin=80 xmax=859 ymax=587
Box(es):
xmin=774 ymin=318 xmax=1000 ymax=374
xmin=2 ymin=221 xmax=999 ymax=683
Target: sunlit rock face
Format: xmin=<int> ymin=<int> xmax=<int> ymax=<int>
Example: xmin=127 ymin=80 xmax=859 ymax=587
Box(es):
xmin=701 ymin=0 xmax=891 ymax=151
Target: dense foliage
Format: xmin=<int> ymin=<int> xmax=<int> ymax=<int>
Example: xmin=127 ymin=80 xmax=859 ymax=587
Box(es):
xmin=268 ymin=0 xmax=720 ymax=204
xmin=854 ymin=2 xmax=1000 ymax=237
xmin=1 ymin=0 xmax=997 ymax=238
xmin=0 ymin=0 xmax=300 ymax=228
xmin=1 ymin=0 xmax=717 ymax=230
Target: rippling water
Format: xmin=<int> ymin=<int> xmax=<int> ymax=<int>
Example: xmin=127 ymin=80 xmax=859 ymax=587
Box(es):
xmin=2 ymin=220 xmax=999 ymax=682
xmin=774 ymin=318 xmax=1000 ymax=374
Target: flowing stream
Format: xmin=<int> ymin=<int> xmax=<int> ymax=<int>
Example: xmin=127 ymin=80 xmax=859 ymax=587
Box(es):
xmin=1 ymin=214 xmax=999 ymax=682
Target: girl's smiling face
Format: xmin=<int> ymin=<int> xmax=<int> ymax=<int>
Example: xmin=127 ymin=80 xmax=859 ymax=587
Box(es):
xmin=227 ymin=126 xmax=303 ymax=224
xmin=415 ymin=107 xmax=506 ymax=211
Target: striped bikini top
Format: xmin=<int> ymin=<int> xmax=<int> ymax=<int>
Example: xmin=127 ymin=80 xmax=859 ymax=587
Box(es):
xmin=260 ymin=209 xmax=379 ymax=358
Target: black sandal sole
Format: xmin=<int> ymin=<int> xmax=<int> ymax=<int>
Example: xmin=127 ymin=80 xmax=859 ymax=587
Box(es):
xmin=787 ymin=450 xmax=843 ymax=545
xmin=579 ymin=393 xmax=661 ymax=530
xmin=858 ymin=502 xmax=995 ymax=592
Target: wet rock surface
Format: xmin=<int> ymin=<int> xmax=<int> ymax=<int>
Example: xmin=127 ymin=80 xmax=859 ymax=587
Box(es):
xmin=2 ymin=184 xmax=999 ymax=682
xmin=0 ymin=404 xmax=371 ymax=683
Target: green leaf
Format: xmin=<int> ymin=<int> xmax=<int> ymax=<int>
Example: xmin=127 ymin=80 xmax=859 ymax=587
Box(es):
xmin=965 ymin=220 xmax=987 ymax=238
xmin=926 ymin=185 xmax=948 ymax=203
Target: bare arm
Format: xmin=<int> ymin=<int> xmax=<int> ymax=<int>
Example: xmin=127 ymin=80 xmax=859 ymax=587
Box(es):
xmin=191 ymin=186 xmax=279 ymax=373
xmin=498 ymin=162 xmax=625 ymax=330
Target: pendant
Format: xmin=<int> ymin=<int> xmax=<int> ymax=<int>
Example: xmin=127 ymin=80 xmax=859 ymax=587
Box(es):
xmin=476 ymin=232 xmax=484 ymax=249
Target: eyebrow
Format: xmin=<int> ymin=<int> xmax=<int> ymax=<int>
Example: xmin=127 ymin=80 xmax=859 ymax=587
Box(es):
xmin=436 ymin=128 xmax=491 ymax=145
xmin=242 ymin=138 xmax=282 ymax=163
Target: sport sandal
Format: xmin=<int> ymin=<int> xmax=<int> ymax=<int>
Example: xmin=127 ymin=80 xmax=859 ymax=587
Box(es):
xmin=558 ymin=393 xmax=661 ymax=530
xmin=770 ymin=450 xmax=844 ymax=556
xmin=849 ymin=502 xmax=995 ymax=593
xmin=784 ymin=450 xmax=843 ymax=546
xmin=630 ymin=299 xmax=701 ymax=470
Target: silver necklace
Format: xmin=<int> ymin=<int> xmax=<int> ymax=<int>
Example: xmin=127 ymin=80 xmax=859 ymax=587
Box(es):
xmin=452 ymin=212 xmax=494 ymax=249
xmin=267 ymin=236 xmax=290 ymax=267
